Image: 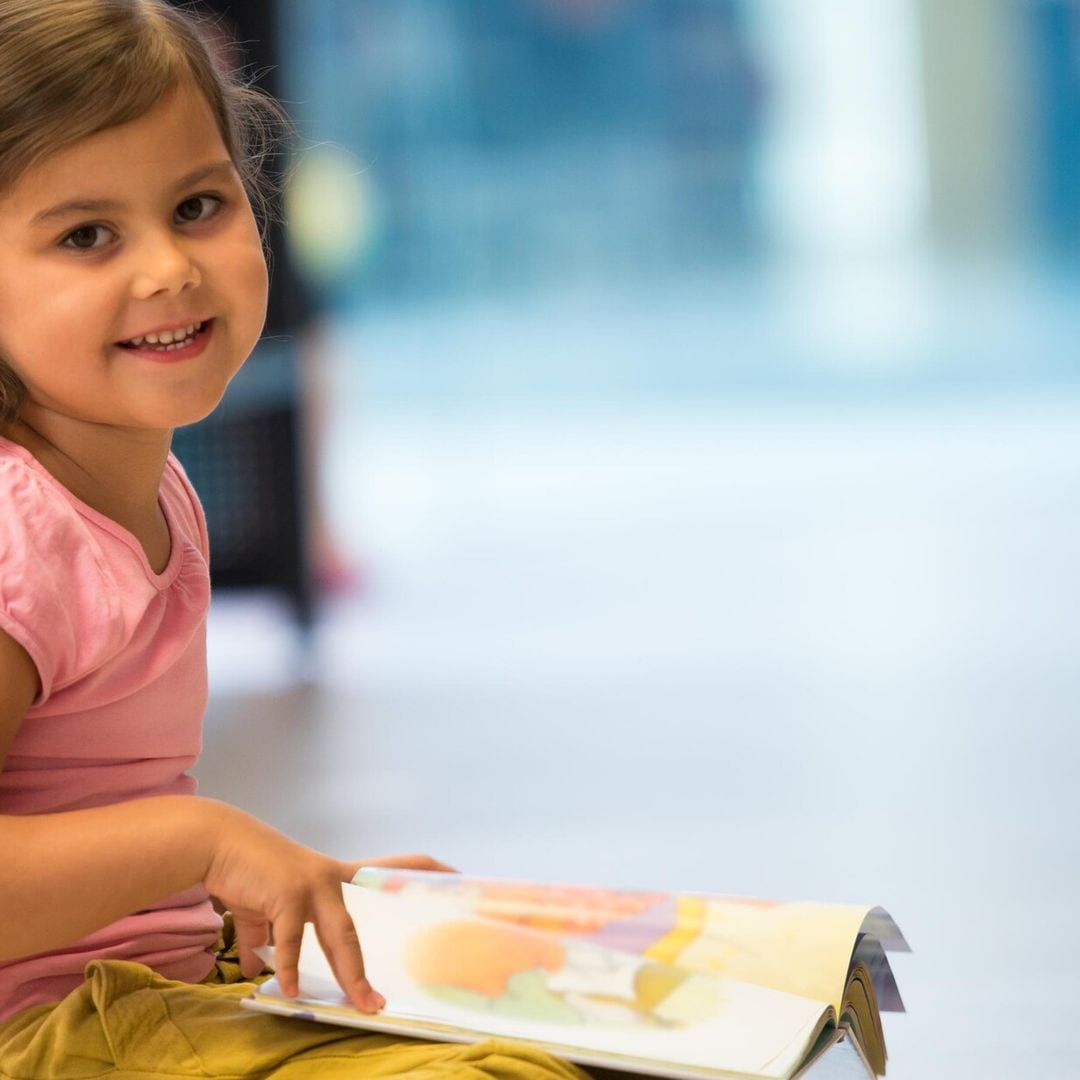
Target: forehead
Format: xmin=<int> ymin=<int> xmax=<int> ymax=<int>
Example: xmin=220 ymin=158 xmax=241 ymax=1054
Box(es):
xmin=1 ymin=84 xmax=232 ymax=217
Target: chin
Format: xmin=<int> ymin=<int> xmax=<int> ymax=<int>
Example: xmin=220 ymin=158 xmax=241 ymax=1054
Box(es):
xmin=169 ymin=402 xmax=226 ymax=430
xmin=145 ymin=393 xmax=228 ymax=432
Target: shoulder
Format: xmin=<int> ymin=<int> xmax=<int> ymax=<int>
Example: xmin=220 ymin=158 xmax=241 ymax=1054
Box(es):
xmin=0 ymin=441 xmax=122 ymax=704
xmin=0 ymin=439 xmax=89 ymax=556
xmin=0 ymin=436 xmax=63 ymax=508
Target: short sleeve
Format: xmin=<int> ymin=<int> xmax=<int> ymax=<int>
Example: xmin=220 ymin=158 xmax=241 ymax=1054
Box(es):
xmin=0 ymin=454 xmax=122 ymax=705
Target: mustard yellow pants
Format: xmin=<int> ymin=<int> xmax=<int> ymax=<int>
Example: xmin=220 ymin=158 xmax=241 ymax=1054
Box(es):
xmin=0 ymin=923 xmax=591 ymax=1080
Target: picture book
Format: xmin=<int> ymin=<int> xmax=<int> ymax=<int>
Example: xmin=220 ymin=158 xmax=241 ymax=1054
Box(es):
xmin=241 ymin=868 xmax=909 ymax=1080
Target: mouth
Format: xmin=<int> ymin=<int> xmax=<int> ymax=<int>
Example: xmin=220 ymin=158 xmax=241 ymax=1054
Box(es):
xmin=116 ymin=319 xmax=215 ymax=360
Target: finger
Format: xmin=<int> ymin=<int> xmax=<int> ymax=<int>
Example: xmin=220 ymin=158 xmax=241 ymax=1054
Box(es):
xmin=232 ymin=912 xmax=271 ymax=979
xmin=270 ymin=912 xmax=306 ymax=998
xmin=347 ymin=853 xmax=459 ymax=876
xmin=312 ymin=897 xmax=384 ymax=1013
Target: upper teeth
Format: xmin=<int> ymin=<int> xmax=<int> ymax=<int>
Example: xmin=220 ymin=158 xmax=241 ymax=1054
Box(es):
xmin=125 ymin=322 xmax=203 ymax=347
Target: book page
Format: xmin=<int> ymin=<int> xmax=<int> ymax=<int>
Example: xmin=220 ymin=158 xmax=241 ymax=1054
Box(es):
xmin=351 ymin=870 xmax=890 ymax=1015
xmin=653 ymin=895 xmax=870 ymax=1014
xmin=251 ymin=881 xmax=835 ymax=1079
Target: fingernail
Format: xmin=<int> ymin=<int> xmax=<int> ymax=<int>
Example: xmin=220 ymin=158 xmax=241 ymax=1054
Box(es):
xmin=364 ymin=989 xmax=385 ymax=1012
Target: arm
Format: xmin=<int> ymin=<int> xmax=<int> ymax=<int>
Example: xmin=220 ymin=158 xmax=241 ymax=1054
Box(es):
xmin=0 ymin=628 xmax=448 ymax=1012
xmin=0 ymin=628 xmax=215 ymax=958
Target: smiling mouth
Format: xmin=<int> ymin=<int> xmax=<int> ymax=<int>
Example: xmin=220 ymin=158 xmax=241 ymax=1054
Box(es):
xmin=117 ymin=319 xmax=212 ymax=352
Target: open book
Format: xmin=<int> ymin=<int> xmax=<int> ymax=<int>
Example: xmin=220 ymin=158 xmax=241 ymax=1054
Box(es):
xmin=241 ymin=869 xmax=909 ymax=1080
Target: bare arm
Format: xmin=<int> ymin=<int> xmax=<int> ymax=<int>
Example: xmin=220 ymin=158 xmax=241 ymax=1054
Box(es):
xmin=0 ymin=791 xmax=217 ymax=960
xmin=0 ymin=634 xmax=231 ymax=957
xmin=0 ymin=626 xmax=36 ymax=766
xmin=0 ymin=628 xmax=450 ymax=1011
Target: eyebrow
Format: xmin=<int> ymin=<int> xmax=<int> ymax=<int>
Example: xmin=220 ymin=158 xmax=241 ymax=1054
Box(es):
xmin=30 ymin=160 xmax=238 ymax=227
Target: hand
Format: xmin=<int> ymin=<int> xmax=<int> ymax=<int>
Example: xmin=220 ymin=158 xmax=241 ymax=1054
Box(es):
xmin=201 ymin=802 xmax=453 ymax=1012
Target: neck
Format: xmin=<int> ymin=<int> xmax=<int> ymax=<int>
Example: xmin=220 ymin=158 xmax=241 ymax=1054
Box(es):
xmin=7 ymin=407 xmax=172 ymax=525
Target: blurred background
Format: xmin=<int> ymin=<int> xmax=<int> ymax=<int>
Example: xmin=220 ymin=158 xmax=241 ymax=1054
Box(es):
xmin=189 ymin=2 xmax=1080 ymax=1078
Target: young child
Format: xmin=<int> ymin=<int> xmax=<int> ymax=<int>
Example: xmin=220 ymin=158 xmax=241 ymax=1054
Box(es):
xmin=0 ymin=3 xmax=585 ymax=1077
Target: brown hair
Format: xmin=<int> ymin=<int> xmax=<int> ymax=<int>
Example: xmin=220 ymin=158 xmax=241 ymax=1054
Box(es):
xmin=0 ymin=0 xmax=287 ymax=427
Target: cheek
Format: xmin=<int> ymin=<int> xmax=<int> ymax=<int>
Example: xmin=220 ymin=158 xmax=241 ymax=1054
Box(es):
xmin=0 ymin=270 xmax=110 ymax=353
xmin=233 ymin=240 xmax=270 ymax=331
xmin=251 ymin=251 xmax=270 ymax=321
xmin=0 ymin=286 xmax=66 ymax=374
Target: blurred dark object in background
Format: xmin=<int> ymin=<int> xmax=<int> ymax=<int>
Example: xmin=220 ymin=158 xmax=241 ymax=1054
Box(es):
xmin=175 ymin=366 xmax=311 ymax=630
xmin=172 ymin=0 xmax=316 ymax=634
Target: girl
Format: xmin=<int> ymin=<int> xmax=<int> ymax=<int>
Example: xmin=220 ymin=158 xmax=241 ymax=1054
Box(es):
xmin=0 ymin=2 xmax=584 ymax=1077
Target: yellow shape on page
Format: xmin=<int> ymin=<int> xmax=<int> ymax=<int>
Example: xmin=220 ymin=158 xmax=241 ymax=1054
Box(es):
xmin=652 ymin=896 xmax=868 ymax=1012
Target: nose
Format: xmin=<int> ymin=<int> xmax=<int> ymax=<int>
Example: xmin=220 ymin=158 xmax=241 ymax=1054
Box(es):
xmin=129 ymin=231 xmax=201 ymax=299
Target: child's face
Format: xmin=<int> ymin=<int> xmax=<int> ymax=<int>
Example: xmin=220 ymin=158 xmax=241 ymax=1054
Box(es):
xmin=0 ymin=82 xmax=268 ymax=435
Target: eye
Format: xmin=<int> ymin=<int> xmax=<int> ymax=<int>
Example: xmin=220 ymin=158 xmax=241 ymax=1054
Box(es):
xmin=175 ymin=194 xmax=222 ymax=224
xmin=61 ymin=224 xmax=113 ymax=251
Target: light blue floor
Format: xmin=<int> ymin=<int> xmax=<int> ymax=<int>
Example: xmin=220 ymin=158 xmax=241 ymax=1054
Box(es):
xmin=200 ymin=290 xmax=1080 ymax=1079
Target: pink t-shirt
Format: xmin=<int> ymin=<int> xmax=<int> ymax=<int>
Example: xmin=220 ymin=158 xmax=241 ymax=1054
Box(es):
xmin=0 ymin=436 xmax=220 ymax=1021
